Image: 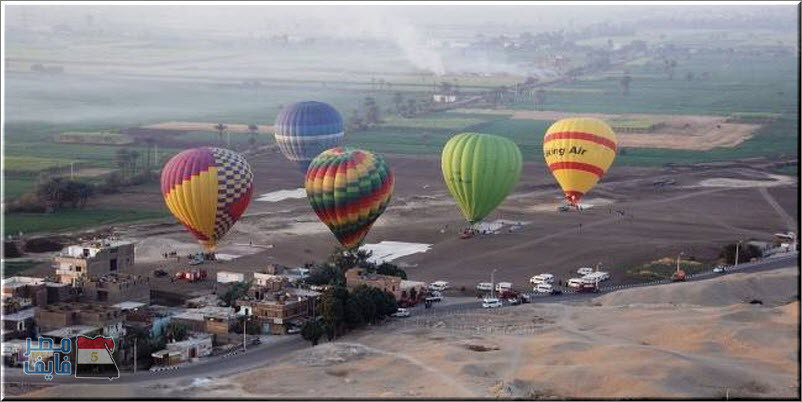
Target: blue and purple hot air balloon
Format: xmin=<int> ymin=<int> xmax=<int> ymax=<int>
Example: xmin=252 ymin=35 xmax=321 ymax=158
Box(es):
xmin=273 ymin=101 xmax=344 ymax=172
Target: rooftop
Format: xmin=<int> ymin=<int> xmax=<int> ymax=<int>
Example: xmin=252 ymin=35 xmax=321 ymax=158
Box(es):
xmin=111 ymin=301 xmax=147 ymax=311
xmin=173 ymin=306 xmax=235 ymax=321
xmin=2 ymin=276 xmax=45 ymax=289
xmin=42 ymin=325 xmax=100 ymax=339
xmin=2 ymin=307 xmax=36 ymax=321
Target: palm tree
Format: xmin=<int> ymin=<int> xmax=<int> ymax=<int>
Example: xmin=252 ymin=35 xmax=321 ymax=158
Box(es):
xmin=214 ymin=123 xmax=227 ymax=144
xmin=129 ymin=150 xmax=140 ymax=175
xmin=392 ymin=92 xmax=404 ymax=115
xmin=620 ymin=75 xmax=632 ymax=95
xmin=248 ymin=124 xmax=259 ymax=146
xmin=115 ymin=148 xmax=131 ymax=180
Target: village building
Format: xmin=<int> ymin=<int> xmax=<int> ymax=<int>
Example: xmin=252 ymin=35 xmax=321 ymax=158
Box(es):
xmin=171 ymin=306 xmax=238 ymax=343
xmin=345 ymin=268 xmax=402 ymax=300
xmin=53 ymin=240 xmax=135 ymax=285
xmin=35 ymin=302 xmax=125 ymax=340
xmin=236 ymin=288 xmax=320 ymax=335
xmin=79 ymin=273 xmax=150 ymax=305
xmin=151 ymin=333 xmax=213 ymax=366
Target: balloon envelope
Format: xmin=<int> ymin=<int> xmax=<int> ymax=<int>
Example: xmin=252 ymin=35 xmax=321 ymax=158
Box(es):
xmin=274 ymin=101 xmax=345 ymax=172
xmin=305 ymin=147 xmax=394 ymax=250
xmin=161 ymin=147 xmax=253 ymax=251
xmin=441 ymin=132 xmax=522 ymax=224
xmin=542 ymin=117 xmax=617 ymax=205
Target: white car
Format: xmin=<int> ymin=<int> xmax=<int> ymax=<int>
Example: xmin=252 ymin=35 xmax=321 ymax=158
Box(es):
xmin=530 ymin=274 xmax=554 ymax=284
xmin=577 ymin=267 xmax=594 ymax=276
xmin=392 ymin=308 xmax=411 ymax=318
xmin=482 ymin=298 xmax=503 ymax=308
xmin=476 ymin=282 xmax=493 ymax=291
xmin=429 ymin=281 xmax=450 ymax=291
xmin=582 ymin=271 xmax=610 ymax=282
xmin=567 ymin=278 xmax=585 ymax=288
xmin=713 ymin=266 xmax=728 ymax=274
xmin=534 ymin=283 xmax=553 ymax=293
xmin=495 ymin=282 xmax=513 ymax=292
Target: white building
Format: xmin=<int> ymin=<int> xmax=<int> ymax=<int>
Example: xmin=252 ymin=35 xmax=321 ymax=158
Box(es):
xmin=151 ymin=333 xmax=213 ymax=366
xmin=217 ymin=271 xmax=245 ymax=284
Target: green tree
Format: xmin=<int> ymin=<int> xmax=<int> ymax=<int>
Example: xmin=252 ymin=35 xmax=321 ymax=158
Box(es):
xmin=363 ymin=97 xmax=380 ymax=125
xmin=165 ymin=322 xmax=189 ymax=342
xmin=300 ymin=319 xmax=325 ymax=346
xmin=374 ymin=262 xmax=407 ymax=279
xmin=328 ymin=247 xmax=374 ymax=273
xmin=719 ymin=243 xmax=763 ymax=265
xmin=306 ymin=263 xmax=345 ymax=286
xmin=319 ymin=286 xmax=348 ymax=340
xmin=220 ymin=280 xmax=253 ymax=307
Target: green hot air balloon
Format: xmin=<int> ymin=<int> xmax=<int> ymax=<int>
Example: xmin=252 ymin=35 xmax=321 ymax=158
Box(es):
xmin=441 ymin=132 xmax=522 ymax=225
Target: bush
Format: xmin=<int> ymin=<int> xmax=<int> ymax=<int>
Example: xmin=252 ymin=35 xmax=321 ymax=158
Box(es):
xmin=23 ymin=237 xmax=64 ymax=253
xmin=301 ymin=320 xmax=325 ymax=346
xmin=719 ymin=243 xmax=763 ymax=265
xmin=7 ymin=193 xmax=46 ymax=213
xmin=4 ymin=242 xmax=23 ymax=258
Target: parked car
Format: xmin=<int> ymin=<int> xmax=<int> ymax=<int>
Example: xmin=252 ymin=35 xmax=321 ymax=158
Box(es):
xmin=426 ymin=294 xmax=443 ymax=303
xmin=188 ymin=258 xmax=204 ymax=266
xmin=713 ymin=265 xmax=728 ymax=274
xmin=392 ymin=308 xmax=411 ymax=318
xmin=482 ymin=298 xmax=503 ymax=308
xmin=506 ymin=297 xmax=521 ymax=305
xmin=495 ymin=282 xmax=513 ymax=292
xmin=577 ymin=267 xmax=594 ymax=276
xmin=429 ymin=281 xmax=450 ymax=291
xmin=287 ymin=327 xmax=301 ymax=335
xmin=534 ymin=283 xmax=553 ymax=293
xmin=582 ymin=271 xmax=610 ymax=282
xmin=153 ymin=269 xmax=168 ymax=278
xmin=251 ymin=338 xmax=262 ymax=345
xmin=530 ymin=274 xmax=554 ymax=285
xmin=476 ymin=282 xmax=493 ymax=291
xmin=519 ymin=294 xmax=531 ymax=304
xmin=567 ymin=278 xmax=585 ymax=288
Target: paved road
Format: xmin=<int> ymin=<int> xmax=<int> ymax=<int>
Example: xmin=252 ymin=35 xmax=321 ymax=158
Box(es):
xmin=4 ymin=252 xmax=797 ymax=387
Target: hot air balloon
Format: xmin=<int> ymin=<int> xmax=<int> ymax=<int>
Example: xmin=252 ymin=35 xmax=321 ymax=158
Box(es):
xmin=160 ymin=147 xmax=253 ymax=251
xmin=542 ymin=117 xmax=617 ymax=205
xmin=305 ymin=147 xmax=394 ymax=250
xmin=441 ymin=133 xmax=522 ymax=225
xmin=273 ymin=101 xmax=345 ymax=172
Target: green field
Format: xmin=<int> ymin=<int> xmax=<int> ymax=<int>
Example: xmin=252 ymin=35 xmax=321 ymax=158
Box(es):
xmin=5 ymin=156 xmax=78 ymax=172
xmin=522 ymin=53 xmax=798 ymax=116
xmin=3 ymin=179 xmax=37 ymax=199
xmin=57 ymin=131 xmax=134 ymax=145
xmin=2 ymin=261 xmax=41 ymax=278
xmin=4 ymin=208 xmax=171 ymax=235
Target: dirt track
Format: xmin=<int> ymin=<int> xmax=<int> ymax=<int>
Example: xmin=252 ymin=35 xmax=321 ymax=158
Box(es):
xmin=454 ymin=108 xmax=760 ymax=151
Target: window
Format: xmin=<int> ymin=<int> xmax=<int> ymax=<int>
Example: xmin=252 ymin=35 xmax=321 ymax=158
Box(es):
xmin=109 ymin=258 xmax=118 ymax=271
xmin=76 ymin=267 xmax=82 ymax=272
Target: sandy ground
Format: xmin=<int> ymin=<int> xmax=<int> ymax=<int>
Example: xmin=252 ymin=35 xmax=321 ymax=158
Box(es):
xmin=453 ymin=108 xmax=759 ymax=151
xmin=140 ymin=121 xmax=273 ymax=134
xmin=20 ymin=267 xmax=798 ymax=399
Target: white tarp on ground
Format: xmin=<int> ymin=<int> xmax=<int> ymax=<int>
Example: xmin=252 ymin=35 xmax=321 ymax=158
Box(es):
xmin=255 ymin=188 xmax=306 ymax=202
xmin=360 ymin=241 xmax=432 ymax=264
xmin=214 ymin=254 xmax=241 ymax=261
xmin=473 ymin=219 xmax=531 ymax=233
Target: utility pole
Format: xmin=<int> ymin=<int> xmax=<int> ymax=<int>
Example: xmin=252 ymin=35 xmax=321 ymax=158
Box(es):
xmin=490 ymin=268 xmax=498 ymax=299
xmin=133 ymin=340 xmax=137 ymax=373
xmin=676 ymin=251 xmax=685 ymax=273
xmin=242 ymin=315 xmax=247 ymax=351
xmin=734 ymin=241 xmax=741 ymax=266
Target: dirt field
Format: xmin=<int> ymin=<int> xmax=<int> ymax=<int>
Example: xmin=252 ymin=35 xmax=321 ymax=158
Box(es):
xmin=141 ymin=122 xmax=273 ymax=134
xmin=21 ymin=267 xmax=799 ymax=399
xmin=454 ymin=108 xmax=760 ymax=151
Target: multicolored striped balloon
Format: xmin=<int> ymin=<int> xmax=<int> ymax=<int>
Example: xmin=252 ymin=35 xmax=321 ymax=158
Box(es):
xmin=161 ymin=147 xmax=253 ymax=251
xmin=305 ymin=147 xmax=394 ymax=250
xmin=542 ymin=118 xmax=617 ymax=205
xmin=274 ymin=101 xmax=345 ymax=173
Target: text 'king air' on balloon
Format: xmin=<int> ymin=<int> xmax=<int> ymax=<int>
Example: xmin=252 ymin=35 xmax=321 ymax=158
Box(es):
xmin=273 ymin=101 xmax=345 ymax=173
xmin=305 ymin=147 xmax=394 ymax=250
xmin=441 ymin=132 xmax=522 ymax=224
xmin=543 ymin=117 xmax=617 ymax=205
xmin=160 ymin=147 xmax=253 ymax=251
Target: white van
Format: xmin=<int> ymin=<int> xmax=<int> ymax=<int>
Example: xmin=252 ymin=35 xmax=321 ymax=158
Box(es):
xmin=530 ymin=274 xmax=554 ymax=284
xmin=567 ymin=278 xmax=586 ymax=288
xmin=476 ymin=282 xmax=493 ymax=291
xmin=495 ymin=282 xmax=513 ymax=292
xmin=583 ymin=271 xmax=610 ymax=282
xmin=482 ymin=298 xmax=503 ymax=308
xmin=534 ymin=283 xmax=553 ymax=293
xmin=577 ymin=267 xmax=594 ymax=276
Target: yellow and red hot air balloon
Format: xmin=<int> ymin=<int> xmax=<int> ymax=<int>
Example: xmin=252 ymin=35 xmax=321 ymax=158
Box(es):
xmin=161 ymin=147 xmax=253 ymax=251
xmin=305 ymin=147 xmax=394 ymax=250
xmin=543 ymin=118 xmax=617 ymax=205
